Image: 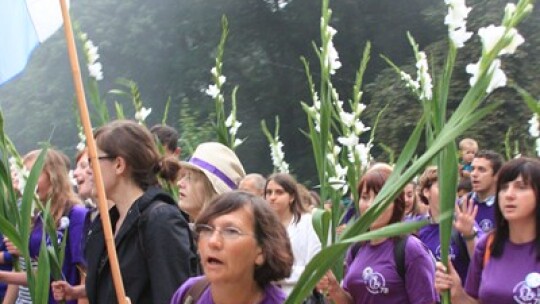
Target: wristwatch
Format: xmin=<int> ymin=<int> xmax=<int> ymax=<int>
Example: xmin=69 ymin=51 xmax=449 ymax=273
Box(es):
xmin=462 ymin=227 xmax=478 ymax=241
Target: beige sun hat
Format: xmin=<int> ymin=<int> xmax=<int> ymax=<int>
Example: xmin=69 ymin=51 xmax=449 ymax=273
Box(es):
xmin=180 ymin=142 xmax=246 ymax=195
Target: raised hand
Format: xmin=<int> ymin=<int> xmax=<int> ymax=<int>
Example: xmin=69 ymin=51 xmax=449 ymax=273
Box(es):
xmin=454 ymin=196 xmax=478 ymax=237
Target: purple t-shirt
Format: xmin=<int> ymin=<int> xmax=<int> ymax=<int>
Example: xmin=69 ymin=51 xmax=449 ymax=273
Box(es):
xmin=465 ymin=234 xmax=540 ymax=303
xmin=418 ymin=224 xmax=470 ymax=282
xmin=29 ymin=205 xmax=88 ymax=304
xmin=471 ymin=193 xmax=495 ymax=233
xmin=170 ymin=276 xmax=286 ymax=304
xmin=343 ymin=237 xmax=438 ymax=304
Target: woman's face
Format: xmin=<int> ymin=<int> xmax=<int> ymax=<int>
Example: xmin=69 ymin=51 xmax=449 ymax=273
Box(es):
xmin=177 ymin=169 xmax=207 ymax=218
xmin=73 ymin=152 xmax=94 ymax=200
xmin=91 ymin=149 xmax=118 ymax=197
xmin=358 ymin=185 xmax=394 ymax=230
xmin=197 ymin=207 xmax=264 ymax=285
xmin=404 ymin=183 xmax=415 ymax=213
xmin=24 ymin=159 xmax=51 ymax=202
xmin=499 ymin=175 xmax=536 ymax=224
xmin=265 ymin=180 xmax=293 ymax=220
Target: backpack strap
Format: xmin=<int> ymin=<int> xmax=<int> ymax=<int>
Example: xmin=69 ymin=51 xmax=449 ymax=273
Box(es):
xmin=182 ymin=277 xmax=210 ymax=304
xmin=451 ymin=229 xmax=471 ymax=266
xmin=393 ymin=235 xmax=409 ymax=282
xmin=349 ymin=236 xmax=408 ymax=282
xmin=483 ymin=233 xmax=495 ymax=268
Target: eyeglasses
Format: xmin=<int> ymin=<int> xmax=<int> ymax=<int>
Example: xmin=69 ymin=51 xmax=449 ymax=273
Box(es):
xmin=194 ymin=224 xmax=252 ymax=240
xmin=87 ymin=155 xmax=116 ymax=165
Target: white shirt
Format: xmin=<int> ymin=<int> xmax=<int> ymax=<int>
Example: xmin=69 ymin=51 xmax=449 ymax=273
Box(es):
xmin=280 ymin=212 xmax=322 ymax=295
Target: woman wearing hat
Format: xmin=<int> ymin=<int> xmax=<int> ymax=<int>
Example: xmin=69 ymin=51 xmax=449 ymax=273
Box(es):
xmin=177 ymin=142 xmax=246 ymax=220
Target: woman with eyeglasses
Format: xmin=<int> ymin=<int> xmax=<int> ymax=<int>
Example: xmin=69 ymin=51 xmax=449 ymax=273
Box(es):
xmin=170 ymin=191 xmax=294 ymax=304
xmin=52 ymin=120 xmax=197 ymax=304
xmin=435 ymin=158 xmax=540 ymax=304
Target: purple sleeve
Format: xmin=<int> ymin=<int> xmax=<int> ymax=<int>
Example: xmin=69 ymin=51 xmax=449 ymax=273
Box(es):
xmin=464 ymin=234 xmax=489 ymax=298
xmin=404 ymin=237 xmax=438 ymax=304
xmin=68 ymin=206 xmax=89 ymax=265
xmin=343 ymin=245 xmax=355 ymax=277
xmin=170 ymin=276 xmax=200 ymax=304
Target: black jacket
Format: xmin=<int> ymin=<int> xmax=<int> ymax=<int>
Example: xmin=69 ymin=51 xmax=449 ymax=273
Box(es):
xmin=84 ymin=187 xmax=197 ymax=304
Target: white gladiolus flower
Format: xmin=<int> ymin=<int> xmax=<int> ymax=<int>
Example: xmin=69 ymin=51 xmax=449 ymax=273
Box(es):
xmin=135 ymin=107 xmax=152 ymax=122
xmin=416 ymin=52 xmax=433 ymax=100
xmin=337 ymin=134 xmax=359 ymax=147
xmin=233 ymin=138 xmax=245 ymax=149
xmin=339 ymin=112 xmax=355 ymax=128
xmin=355 ymin=143 xmax=372 ymax=169
xmin=211 ymin=67 xmax=218 ymax=77
xmin=529 ymin=114 xmax=540 ymax=137
xmin=218 ymin=75 xmax=226 ymax=86
xmin=225 ymin=114 xmax=234 ymax=127
xmin=59 ymin=216 xmax=70 ymax=230
xmin=536 ymin=138 xmax=540 ymax=156
xmin=466 ymin=59 xmax=507 ymax=93
xmin=505 ymin=3 xmax=516 ymax=17
xmin=326 ymin=40 xmax=342 ymax=75
xmin=270 ymin=141 xmax=289 ymax=173
xmin=355 ymin=103 xmax=367 ymax=116
xmin=88 ymin=62 xmax=103 ymax=81
xmin=205 ymin=84 xmax=220 ymax=98
xmin=478 ymin=25 xmax=524 ymax=55
xmin=444 ymin=0 xmax=472 ymax=48
xmin=229 ymin=120 xmax=242 ymax=136
xmin=449 ymin=26 xmax=473 ymax=48
xmin=335 ymin=164 xmax=348 ymax=178
xmin=354 ymin=121 xmax=371 ymax=135
xmin=444 ymin=0 xmax=471 ymax=27
xmin=400 ymin=71 xmax=420 ymax=91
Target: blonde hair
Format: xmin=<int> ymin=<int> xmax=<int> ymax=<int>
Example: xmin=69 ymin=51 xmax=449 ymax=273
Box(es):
xmin=459 ymin=138 xmax=478 ymax=152
xmin=23 ymin=149 xmax=82 ymax=225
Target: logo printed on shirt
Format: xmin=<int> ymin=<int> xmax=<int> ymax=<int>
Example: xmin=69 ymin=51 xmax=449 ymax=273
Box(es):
xmin=479 ymin=219 xmax=493 ymax=232
xmin=512 ymin=280 xmax=540 ymax=304
xmin=362 ymin=267 xmax=388 ymax=295
xmin=435 ymin=244 xmax=456 ymax=260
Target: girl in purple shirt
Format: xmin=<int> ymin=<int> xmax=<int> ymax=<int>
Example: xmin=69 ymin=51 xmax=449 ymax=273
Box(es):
xmin=435 ymin=157 xmax=540 ymax=304
xmin=0 ymin=149 xmax=87 ymax=304
xmin=318 ymin=164 xmax=438 ymax=304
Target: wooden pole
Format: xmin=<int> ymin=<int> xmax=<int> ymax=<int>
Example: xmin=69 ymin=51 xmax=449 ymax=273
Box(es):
xmin=58 ymin=1 xmax=128 ymax=303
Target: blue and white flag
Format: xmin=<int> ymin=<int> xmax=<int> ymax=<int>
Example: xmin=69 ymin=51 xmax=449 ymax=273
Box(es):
xmin=0 ymin=0 xmax=66 ymax=86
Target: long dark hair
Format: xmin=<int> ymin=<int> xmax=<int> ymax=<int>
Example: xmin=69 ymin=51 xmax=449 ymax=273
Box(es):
xmin=492 ymin=157 xmax=540 ymax=260
xmin=94 ymin=120 xmax=179 ymax=190
xmin=265 ymin=173 xmax=306 ymax=224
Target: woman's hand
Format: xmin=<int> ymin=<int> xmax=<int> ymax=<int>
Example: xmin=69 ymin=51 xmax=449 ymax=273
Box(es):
xmin=4 ymin=238 xmax=20 ymax=257
xmin=435 ymin=261 xmax=462 ymax=297
xmin=316 ymin=270 xmax=352 ymax=304
xmin=454 ymin=197 xmax=478 ymax=237
xmin=51 ymin=281 xmax=78 ymax=301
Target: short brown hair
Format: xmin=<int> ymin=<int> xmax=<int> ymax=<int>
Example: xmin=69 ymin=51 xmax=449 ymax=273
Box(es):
xmin=196 ymin=191 xmax=293 ymax=287
xmin=418 ymin=166 xmax=438 ymax=205
xmin=357 ymin=165 xmax=405 ymax=224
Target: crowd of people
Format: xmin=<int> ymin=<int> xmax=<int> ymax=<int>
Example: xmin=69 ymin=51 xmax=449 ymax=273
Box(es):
xmin=0 ymin=122 xmax=538 ymax=304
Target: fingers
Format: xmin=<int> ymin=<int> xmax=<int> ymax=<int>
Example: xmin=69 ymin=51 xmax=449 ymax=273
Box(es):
xmin=51 ymin=281 xmax=66 ymax=301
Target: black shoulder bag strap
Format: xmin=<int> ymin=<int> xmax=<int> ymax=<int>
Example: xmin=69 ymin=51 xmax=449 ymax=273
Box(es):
xmin=393 ymin=235 xmax=409 ymax=282
xmin=182 ymin=277 xmax=210 ymax=304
